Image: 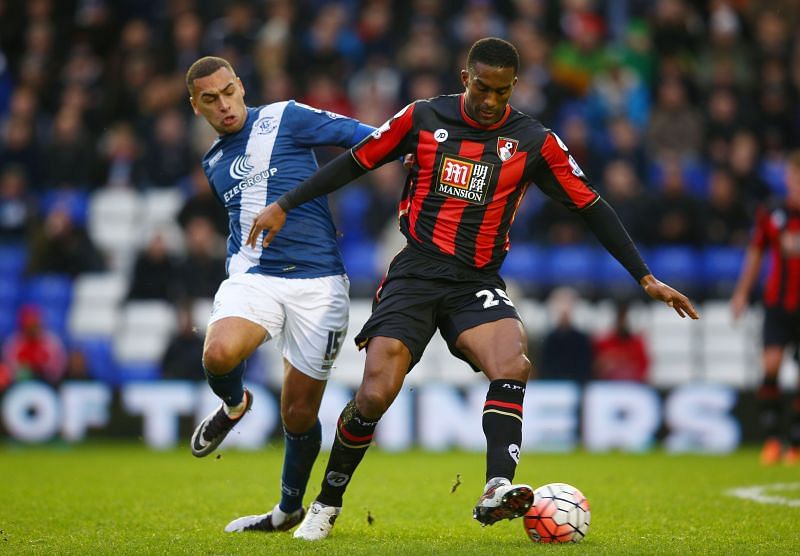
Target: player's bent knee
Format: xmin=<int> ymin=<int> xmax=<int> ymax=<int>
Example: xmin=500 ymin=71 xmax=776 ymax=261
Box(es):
xmin=282 ymin=403 xmax=317 ymax=433
xmin=355 ymin=386 xmax=392 ymax=419
xmin=202 ymin=341 xmax=241 ymax=375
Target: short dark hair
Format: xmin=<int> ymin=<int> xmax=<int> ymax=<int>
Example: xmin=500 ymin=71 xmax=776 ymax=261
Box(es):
xmin=186 ymin=56 xmax=235 ymax=94
xmin=466 ymin=38 xmax=519 ymax=75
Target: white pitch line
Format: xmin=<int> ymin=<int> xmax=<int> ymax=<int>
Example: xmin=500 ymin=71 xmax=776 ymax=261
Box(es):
xmin=725 ymin=483 xmax=800 ymax=507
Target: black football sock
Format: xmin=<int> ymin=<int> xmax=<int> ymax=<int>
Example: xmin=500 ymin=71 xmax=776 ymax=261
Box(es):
xmin=757 ymin=374 xmax=781 ymax=441
xmin=789 ymin=394 xmax=800 ymax=448
xmin=483 ymin=379 xmax=526 ymax=483
xmin=316 ymin=400 xmax=378 ymax=507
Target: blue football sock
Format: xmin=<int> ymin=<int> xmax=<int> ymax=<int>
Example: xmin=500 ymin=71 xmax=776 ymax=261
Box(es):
xmin=204 ymin=360 xmax=246 ymax=406
xmin=279 ymin=419 xmax=322 ymax=513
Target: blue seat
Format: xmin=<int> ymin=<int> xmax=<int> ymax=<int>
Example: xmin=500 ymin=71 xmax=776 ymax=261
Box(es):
xmin=646 ymin=246 xmax=700 ymax=285
xmin=545 ymin=245 xmax=596 ymax=287
xmin=74 ymin=338 xmax=117 ymax=384
xmin=116 ymin=361 xmax=161 ymax=383
xmin=0 ymin=275 xmax=22 ymax=308
xmin=0 ymin=309 xmax=15 ymax=343
xmin=40 ymin=189 xmax=90 ymax=226
xmin=702 ymin=246 xmax=745 ymax=289
xmin=596 ymin=249 xmax=639 ymax=292
xmin=0 ymin=245 xmax=27 ymax=277
xmin=501 ymin=243 xmax=546 ymax=286
xmin=24 ymin=274 xmax=73 ymax=310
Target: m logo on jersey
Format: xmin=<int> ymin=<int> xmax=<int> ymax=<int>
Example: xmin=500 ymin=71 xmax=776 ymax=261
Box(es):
xmin=229 ymin=154 xmax=253 ymax=179
xmin=436 ymin=154 xmax=494 ymax=205
xmin=497 ymin=137 xmax=518 ymax=161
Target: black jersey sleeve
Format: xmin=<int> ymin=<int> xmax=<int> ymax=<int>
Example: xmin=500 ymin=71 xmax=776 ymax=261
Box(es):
xmin=578 ymin=197 xmax=651 ymax=282
xmin=276 ymin=152 xmax=366 ymax=211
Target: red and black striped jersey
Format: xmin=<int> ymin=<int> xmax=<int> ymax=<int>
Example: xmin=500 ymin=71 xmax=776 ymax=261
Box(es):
xmin=752 ymin=203 xmax=800 ymax=311
xmin=351 ymin=94 xmax=599 ymax=271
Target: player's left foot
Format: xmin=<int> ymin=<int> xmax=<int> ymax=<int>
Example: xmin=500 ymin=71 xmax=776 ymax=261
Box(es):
xmin=472 ymin=477 xmax=533 ymax=526
xmin=784 ymin=447 xmax=799 ymax=466
xmin=224 ymin=504 xmax=305 ymax=533
xmin=293 ymin=501 xmax=340 ymax=541
xmin=191 ymin=389 xmax=253 ymax=457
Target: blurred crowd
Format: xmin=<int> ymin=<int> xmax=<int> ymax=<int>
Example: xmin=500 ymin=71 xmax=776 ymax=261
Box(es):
xmin=1 ymin=0 xmax=799 ymax=387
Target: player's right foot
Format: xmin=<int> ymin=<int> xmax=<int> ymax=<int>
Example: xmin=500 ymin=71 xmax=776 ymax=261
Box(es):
xmin=292 ymin=501 xmax=340 ymax=541
xmin=191 ymin=389 xmax=253 ymax=457
xmin=472 ymin=477 xmax=533 ymax=526
xmin=224 ymin=504 xmax=305 ymax=533
xmin=759 ymin=438 xmax=782 ymax=465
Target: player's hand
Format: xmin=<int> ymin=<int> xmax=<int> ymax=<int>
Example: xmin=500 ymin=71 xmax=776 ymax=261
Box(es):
xmin=640 ymin=274 xmax=700 ymax=319
xmin=246 ymin=202 xmax=286 ymax=249
xmin=730 ymin=290 xmax=748 ymax=321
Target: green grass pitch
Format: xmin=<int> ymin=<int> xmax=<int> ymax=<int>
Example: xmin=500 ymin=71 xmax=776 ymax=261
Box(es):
xmin=2 ymin=443 xmax=799 ymax=555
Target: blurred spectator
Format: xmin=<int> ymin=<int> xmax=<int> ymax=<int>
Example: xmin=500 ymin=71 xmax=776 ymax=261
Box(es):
xmin=142 ymin=108 xmax=194 ymax=188
xmin=602 ymin=117 xmax=648 ymax=181
xmin=645 ymin=77 xmax=703 ymax=160
xmin=27 ymin=204 xmax=105 ymax=276
xmin=0 ymin=165 xmax=33 ymax=244
xmin=643 ymin=156 xmax=704 ymax=246
xmin=551 ymin=10 xmax=609 ymax=97
xmin=704 ymin=166 xmax=751 ymax=246
xmin=450 ymin=0 xmax=507 ymax=48
xmin=173 ymin=216 xmax=226 ymax=301
xmin=729 ymin=130 xmax=771 ymax=203
xmin=538 ymin=287 xmax=593 ymax=383
xmin=63 ymin=347 xmax=91 ymax=381
xmin=160 ymin=302 xmax=204 ymax=380
xmin=2 ymin=304 xmax=67 ymax=385
xmin=166 ymin=11 xmax=206 ymax=74
xmin=127 ymin=231 xmax=177 ymax=301
xmin=592 ymin=301 xmax=649 ymax=382
xmin=704 ymin=87 xmax=745 ymax=166
xmin=650 ymin=0 xmax=702 ymax=60
xmin=176 ymin=163 xmax=228 ymax=238
xmin=0 ymin=115 xmax=39 ymax=185
xmin=42 ymin=106 xmax=96 ymax=189
xmin=599 ymin=159 xmax=646 ymax=243
xmin=586 ymin=51 xmax=650 ymax=131
xmin=95 ymin=121 xmax=145 ymax=189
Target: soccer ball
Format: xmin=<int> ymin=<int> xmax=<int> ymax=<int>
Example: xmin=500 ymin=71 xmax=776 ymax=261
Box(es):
xmin=523 ymin=482 xmax=590 ymax=543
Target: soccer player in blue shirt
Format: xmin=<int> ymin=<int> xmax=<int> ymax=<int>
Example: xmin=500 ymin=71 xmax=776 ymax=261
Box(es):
xmin=185 ymin=56 xmax=376 ymax=533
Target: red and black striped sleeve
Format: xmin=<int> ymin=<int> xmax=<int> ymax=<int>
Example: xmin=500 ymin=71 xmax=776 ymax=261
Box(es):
xmin=750 ymin=207 xmax=772 ymax=250
xmin=352 ymin=102 xmax=416 ymax=170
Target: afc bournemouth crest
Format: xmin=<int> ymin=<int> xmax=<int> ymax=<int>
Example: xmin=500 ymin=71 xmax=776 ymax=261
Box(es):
xmin=497 ymin=137 xmax=518 ymax=162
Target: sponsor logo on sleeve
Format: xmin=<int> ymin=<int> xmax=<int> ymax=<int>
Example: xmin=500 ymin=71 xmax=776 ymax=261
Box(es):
xmin=208 ymin=149 xmax=223 ymax=168
xmin=434 ymin=128 xmax=449 ymax=142
xmin=436 ymin=154 xmax=494 ymax=205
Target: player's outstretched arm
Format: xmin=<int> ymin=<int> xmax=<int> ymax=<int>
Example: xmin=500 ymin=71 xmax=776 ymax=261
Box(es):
xmin=640 ymin=274 xmax=700 ymax=319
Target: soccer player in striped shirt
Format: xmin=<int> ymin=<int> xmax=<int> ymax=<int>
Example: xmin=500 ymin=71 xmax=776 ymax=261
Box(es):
xmin=248 ymin=38 xmax=699 ymax=540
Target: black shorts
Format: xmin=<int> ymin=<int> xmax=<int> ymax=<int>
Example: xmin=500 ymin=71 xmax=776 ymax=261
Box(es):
xmin=354 ymin=245 xmax=521 ymax=373
xmin=763 ymin=306 xmax=800 ymax=360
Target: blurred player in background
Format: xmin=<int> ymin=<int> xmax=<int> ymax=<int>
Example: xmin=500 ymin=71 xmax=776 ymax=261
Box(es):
xmin=247 ymin=38 xmax=699 ymax=540
xmin=185 ymin=56 xmax=377 ymax=532
xmin=732 ymin=150 xmax=800 ymax=466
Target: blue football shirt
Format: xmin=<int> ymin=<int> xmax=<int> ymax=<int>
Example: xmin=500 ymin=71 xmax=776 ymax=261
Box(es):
xmin=202 ymin=101 xmax=373 ymax=278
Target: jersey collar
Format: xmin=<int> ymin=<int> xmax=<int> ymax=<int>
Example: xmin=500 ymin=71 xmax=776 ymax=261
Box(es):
xmin=459 ymin=94 xmax=511 ymax=130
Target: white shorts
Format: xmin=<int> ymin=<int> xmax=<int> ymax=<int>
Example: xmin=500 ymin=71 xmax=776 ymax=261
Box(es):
xmin=208 ymin=272 xmax=349 ymax=380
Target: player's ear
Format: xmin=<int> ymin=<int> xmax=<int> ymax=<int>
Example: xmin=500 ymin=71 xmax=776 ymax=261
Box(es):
xmin=189 ymin=96 xmax=200 ymax=115
xmin=237 ymin=76 xmax=246 ymax=97
xmin=460 ymin=69 xmax=470 ymax=89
